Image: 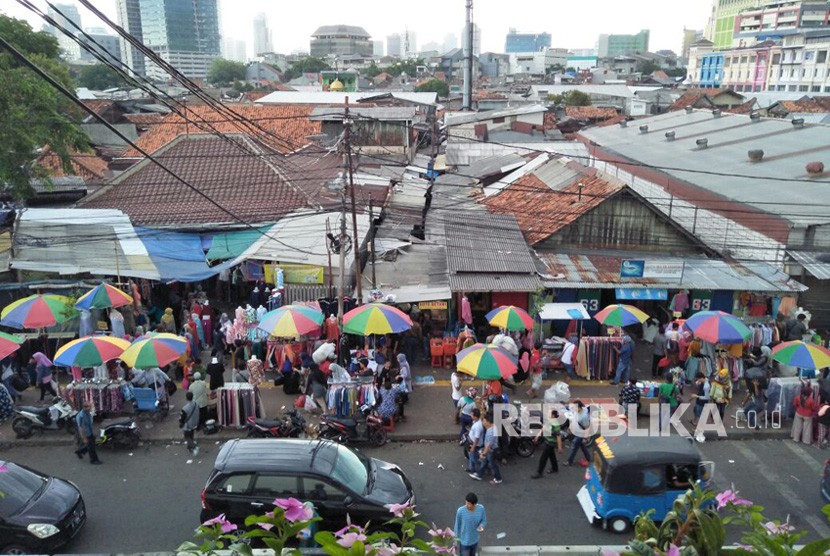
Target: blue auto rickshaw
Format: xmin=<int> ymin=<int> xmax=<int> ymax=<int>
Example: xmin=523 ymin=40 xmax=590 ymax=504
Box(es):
xmin=577 ymin=435 xmax=714 ymax=534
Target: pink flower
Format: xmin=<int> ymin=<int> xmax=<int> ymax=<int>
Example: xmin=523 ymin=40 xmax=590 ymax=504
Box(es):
xmin=428 ymin=525 xmax=455 ymax=539
xmin=335 ymin=524 xmax=366 ymax=537
xmin=715 ymin=488 xmax=752 ymax=510
xmin=763 ymin=521 xmax=795 ymax=535
xmin=600 ymin=550 xmax=621 ymax=556
xmin=375 ymin=542 xmax=401 ymax=556
xmin=336 ymin=532 xmax=367 ymax=548
xmin=665 ymin=545 xmax=681 ymax=556
xmin=389 ymin=501 xmax=416 ymax=518
xmin=201 ymin=514 xmax=237 ymax=533
xmin=258 ymin=522 xmax=274 ymax=531
xmin=273 ymin=497 xmax=313 ymax=523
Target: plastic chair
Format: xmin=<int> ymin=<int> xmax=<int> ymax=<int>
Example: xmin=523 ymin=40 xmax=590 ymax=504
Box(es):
xmin=443 ymin=338 xmax=457 ymax=369
xmin=132 ymin=387 xmax=169 ymax=422
xmin=430 ymin=338 xmax=444 ymax=368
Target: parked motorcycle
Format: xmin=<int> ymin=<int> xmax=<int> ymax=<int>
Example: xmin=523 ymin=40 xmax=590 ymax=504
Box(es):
xmin=12 ymin=397 xmax=78 ymax=439
xmin=246 ymin=408 xmax=306 ymax=438
xmin=97 ymin=419 xmax=141 ymax=449
xmin=317 ymin=404 xmax=387 ymax=446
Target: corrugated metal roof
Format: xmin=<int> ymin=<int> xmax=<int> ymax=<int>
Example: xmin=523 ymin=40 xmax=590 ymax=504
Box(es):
xmin=309 ymin=106 xmax=419 ymax=121
xmin=465 ymin=154 xmax=526 ymax=179
xmin=445 ymin=141 xmax=589 ymax=166
xmin=538 ymin=252 xmax=805 ymax=292
xmin=449 ymin=273 xmax=542 ymax=292
xmin=362 ymin=242 xmax=450 ymax=302
xmin=531 ymin=158 xmax=583 ymax=191
xmin=256 ymin=91 xmax=438 ymax=105
xmin=445 ymin=214 xmax=538 ymax=274
xmin=581 ymin=110 xmax=830 ymax=227
xmin=788 ymin=250 xmax=830 ymax=280
xmin=444 ymin=104 xmax=547 ymax=126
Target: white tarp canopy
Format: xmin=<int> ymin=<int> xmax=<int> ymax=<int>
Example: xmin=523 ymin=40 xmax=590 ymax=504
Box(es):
xmin=240 ymin=210 xmax=371 ymax=269
xmin=539 ymin=302 xmax=590 ymax=320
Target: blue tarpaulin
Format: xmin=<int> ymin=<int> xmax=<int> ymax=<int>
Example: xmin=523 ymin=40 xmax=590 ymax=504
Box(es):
xmin=615 ymin=288 xmax=668 ymax=301
xmin=135 ymin=228 xmax=240 ymax=282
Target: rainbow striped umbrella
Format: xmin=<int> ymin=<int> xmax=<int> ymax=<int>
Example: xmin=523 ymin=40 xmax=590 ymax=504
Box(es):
xmin=258 ymin=305 xmax=324 ymax=338
xmin=593 ymin=304 xmax=650 ymax=327
xmin=343 ymin=303 xmax=413 ymax=335
xmin=486 ymin=305 xmax=534 ymax=331
xmin=54 ymin=336 xmax=131 ymax=368
xmin=684 ymin=310 xmax=751 ymax=344
xmin=120 ymin=333 xmax=187 ymax=369
xmin=456 ymin=343 xmax=518 ymax=380
xmin=1 ymin=294 xmax=77 ymax=329
xmin=0 ymin=331 xmax=24 ymax=360
xmin=771 ymin=340 xmax=830 ymax=370
xmin=75 ymin=283 xmax=134 ymax=311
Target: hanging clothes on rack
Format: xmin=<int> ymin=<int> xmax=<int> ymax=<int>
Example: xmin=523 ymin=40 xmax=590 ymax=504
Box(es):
xmin=326 ymin=381 xmax=378 ymax=417
xmin=65 ymin=381 xmax=126 ymax=416
xmin=217 ymin=383 xmax=264 ymax=427
xmin=575 ymin=337 xmax=624 ymax=381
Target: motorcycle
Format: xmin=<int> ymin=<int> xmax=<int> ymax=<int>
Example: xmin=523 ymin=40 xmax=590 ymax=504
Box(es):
xmin=97 ymin=419 xmax=141 ymax=450
xmin=247 ymin=408 xmax=307 ymax=438
xmin=12 ymin=397 xmax=78 ymax=439
xmin=317 ymin=404 xmax=388 ymax=446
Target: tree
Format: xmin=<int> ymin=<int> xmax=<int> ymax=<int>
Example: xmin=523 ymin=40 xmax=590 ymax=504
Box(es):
xmin=547 ymin=90 xmax=592 ymax=106
xmin=637 ymin=60 xmax=661 ymax=75
xmin=76 ymin=63 xmax=129 ymax=90
xmin=282 ymin=56 xmax=331 ymax=81
xmin=207 ymin=58 xmax=246 ymax=85
xmin=363 ymin=64 xmax=381 ymax=78
xmin=415 ymin=78 xmax=449 ymax=98
xmin=665 ymin=67 xmax=686 ymax=78
xmin=385 ymin=58 xmax=422 ymax=77
xmin=0 ymin=15 xmax=90 ymax=199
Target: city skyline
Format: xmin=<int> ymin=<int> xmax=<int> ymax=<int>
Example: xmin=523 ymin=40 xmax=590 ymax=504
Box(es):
xmin=3 ymin=0 xmax=712 ymax=60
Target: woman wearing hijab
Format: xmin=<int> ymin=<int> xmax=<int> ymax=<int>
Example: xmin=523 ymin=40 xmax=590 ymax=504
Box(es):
xmin=206 ymin=355 xmax=226 ymax=391
xmin=397 ymin=353 xmax=413 ymax=393
xmin=184 ymin=325 xmax=198 ymax=359
xmin=33 ymin=352 xmax=58 ymax=401
xmin=191 ymin=312 xmax=205 ymax=349
xmin=161 ymin=308 xmax=176 ymax=333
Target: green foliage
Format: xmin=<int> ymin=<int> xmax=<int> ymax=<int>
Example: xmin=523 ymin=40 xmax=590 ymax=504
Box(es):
xmin=207 ymin=58 xmax=247 ymax=86
xmin=283 ymin=56 xmax=331 ymax=81
xmin=0 ymin=15 xmax=90 ymax=200
xmin=547 ymin=90 xmax=592 ymax=106
xmin=232 ymin=80 xmax=254 ymax=92
xmin=76 ymin=63 xmax=129 ymax=90
xmin=637 ymin=60 xmax=662 ymax=75
xmin=363 ymin=64 xmax=382 ymax=78
xmin=415 ymin=78 xmax=449 ymax=98
xmin=383 ymin=58 xmax=422 ymax=77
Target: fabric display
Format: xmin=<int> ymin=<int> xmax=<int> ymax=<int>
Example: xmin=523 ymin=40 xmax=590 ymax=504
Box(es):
xmin=748 ymin=324 xmax=778 ymax=348
xmin=326 ymin=381 xmax=378 ymax=418
xmin=217 ymin=383 xmax=265 ymax=427
xmin=669 ymin=291 xmax=689 ymax=314
xmin=266 ymin=341 xmax=312 ymax=370
xmin=684 ymin=355 xmax=713 ymax=381
xmin=0 ymin=383 xmax=13 ymax=422
xmin=66 ymin=381 xmax=126 ymax=416
xmin=575 ymin=337 xmax=624 ymax=380
xmin=766 ymin=378 xmax=820 ymax=421
xmin=317 ymin=297 xmax=357 ymax=318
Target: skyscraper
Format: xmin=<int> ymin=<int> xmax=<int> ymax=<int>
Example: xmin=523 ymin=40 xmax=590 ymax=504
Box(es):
xmin=79 ymin=30 xmax=121 ymax=65
xmin=403 ymin=30 xmax=417 ymax=58
xmin=681 ymin=27 xmax=704 ymax=60
xmin=372 ymin=40 xmax=384 ymax=56
xmin=706 ymin=0 xmax=760 ymax=50
xmin=222 ymin=37 xmax=247 ymax=63
xmin=253 ymin=13 xmax=272 ymax=56
xmin=46 ymin=3 xmax=82 ymax=62
xmin=139 ymin=0 xmax=221 ymax=81
xmin=387 ymin=33 xmax=402 ymax=57
xmin=442 ymin=33 xmax=457 ymax=53
xmin=116 ymin=0 xmax=146 ymax=76
xmin=505 ymin=29 xmax=552 ymax=53
xmin=597 ymin=29 xmax=650 ymax=57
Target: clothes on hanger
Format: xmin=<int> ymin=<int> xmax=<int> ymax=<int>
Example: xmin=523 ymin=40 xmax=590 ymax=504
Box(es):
xmin=65 ymin=380 xmax=126 ymax=416
xmin=217 ymin=382 xmax=264 ymax=427
xmin=575 ymin=337 xmax=624 ymax=380
xmin=325 ymin=315 xmax=339 ymax=340
xmin=461 ymin=296 xmax=472 ymax=326
xmin=326 ymin=381 xmax=378 ymax=417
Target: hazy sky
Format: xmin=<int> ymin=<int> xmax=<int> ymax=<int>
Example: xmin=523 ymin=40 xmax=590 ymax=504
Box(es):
xmin=3 ymin=0 xmax=713 ymax=58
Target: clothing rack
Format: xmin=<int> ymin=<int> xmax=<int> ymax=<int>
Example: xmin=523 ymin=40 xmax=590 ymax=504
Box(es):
xmin=217 ymin=383 xmax=265 ymax=428
xmin=575 ymin=337 xmax=623 ymax=381
xmin=326 ymin=381 xmax=378 ymax=418
xmin=766 ymin=377 xmax=820 ymax=421
xmin=66 ymin=381 xmax=126 ymax=416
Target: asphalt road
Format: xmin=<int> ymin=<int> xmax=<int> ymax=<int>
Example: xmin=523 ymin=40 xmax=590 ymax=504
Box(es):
xmin=3 ymin=438 xmax=829 ymax=553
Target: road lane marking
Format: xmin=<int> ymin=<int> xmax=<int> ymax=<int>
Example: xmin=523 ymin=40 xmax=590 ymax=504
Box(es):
xmin=734 ymin=443 xmax=830 ymax=539
xmin=782 ymin=441 xmax=825 ymax=475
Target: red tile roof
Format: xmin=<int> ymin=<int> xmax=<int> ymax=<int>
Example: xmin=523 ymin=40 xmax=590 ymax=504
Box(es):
xmin=122 ymin=113 xmax=165 ymax=125
xmin=242 ymin=91 xmax=271 ymax=102
xmin=80 ymin=100 xmax=116 ymax=116
xmin=725 ymin=98 xmax=757 ymax=115
xmin=481 ymin=171 xmax=623 ymax=245
xmin=37 ymin=147 xmax=109 ymax=182
xmin=595 ymin=113 xmax=628 ymax=127
xmin=564 ymin=106 xmax=618 ymax=120
xmin=776 ymin=97 xmax=830 ymax=114
xmin=81 ymin=134 xmax=315 ymax=226
xmin=119 ymin=104 xmax=321 ymax=158
xmin=668 ymin=88 xmax=724 ymax=111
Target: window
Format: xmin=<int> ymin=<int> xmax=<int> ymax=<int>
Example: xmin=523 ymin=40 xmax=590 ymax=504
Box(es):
xmin=0 ymin=464 xmax=45 ymax=514
xmin=252 ymin=475 xmax=299 ymax=497
xmin=218 ymin=474 xmax=253 ymax=494
xmin=818 ymin=51 xmax=828 ymax=64
xmin=799 ymin=85 xmax=809 ymax=91
xmin=805 ymin=51 xmax=816 ymax=61
xmin=812 ymin=85 xmax=821 ymax=92
xmin=740 ymin=56 xmax=748 ymax=64
xmin=302 ymin=478 xmax=349 ymax=502
xmin=330 ymin=446 xmax=369 ymax=494
xmin=772 ymin=53 xmax=781 ymax=64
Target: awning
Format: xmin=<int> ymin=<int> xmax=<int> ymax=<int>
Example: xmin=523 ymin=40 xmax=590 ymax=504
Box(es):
xmin=787 ymin=250 xmax=830 ymax=280
xmin=205 ymin=227 xmax=270 ymax=261
xmin=136 ymin=227 xmax=242 ymax=283
xmin=615 ymin=288 xmax=668 ymax=300
xmin=363 ymin=285 xmax=452 ymax=305
xmin=538 ymin=302 xmax=590 ymax=320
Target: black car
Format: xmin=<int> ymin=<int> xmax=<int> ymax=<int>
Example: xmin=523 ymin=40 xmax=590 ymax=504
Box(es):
xmin=200 ymin=439 xmax=415 ymax=530
xmin=0 ymin=461 xmax=86 ymax=555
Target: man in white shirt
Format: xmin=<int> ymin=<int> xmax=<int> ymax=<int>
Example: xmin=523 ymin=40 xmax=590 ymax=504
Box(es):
xmin=561 ymin=338 xmax=577 ymax=380
xmin=451 ymin=371 xmax=463 ymax=412
xmin=465 ymin=409 xmax=484 ymax=473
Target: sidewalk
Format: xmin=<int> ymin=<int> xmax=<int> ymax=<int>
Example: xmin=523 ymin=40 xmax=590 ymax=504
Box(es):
xmin=0 ymin=359 xmax=789 ymax=449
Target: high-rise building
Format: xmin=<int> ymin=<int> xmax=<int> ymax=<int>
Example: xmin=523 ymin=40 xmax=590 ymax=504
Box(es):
xmin=253 ymin=13 xmax=272 ymax=56
xmin=116 ymin=0 xmax=146 ymax=76
xmin=387 ymin=33 xmax=402 ymax=57
xmin=462 ymin=23 xmax=481 ymax=56
xmin=706 ymin=0 xmax=760 ymax=50
xmin=309 ymin=25 xmax=373 ymax=57
xmin=504 ymin=29 xmax=552 ymax=53
xmin=79 ymin=31 xmax=122 ymax=65
xmin=46 ymin=3 xmax=83 ymax=62
xmin=682 ymin=27 xmax=704 ymax=59
xmin=222 ymin=37 xmax=247 ymax=63
xmin=139 ymin=0 xmax=221 ymax=81
xmin=597 ymin=29 xmax=650 ymax=57
xmin=372 ymin=40 xmax=384 ymax=56
xmin=403 ymin=30 xmax=417 ymax=58
xmin=442 ymin=33 xmax=458 ymax=53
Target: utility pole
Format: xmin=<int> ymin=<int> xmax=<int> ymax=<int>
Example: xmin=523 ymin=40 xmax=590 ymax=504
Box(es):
xmin=343 ymin=98 xmax=363 ymax=305
xmin=368 ymin=198 xmax=377 ymax=289
xmin=337 ymin=197 xmax=347 ymax=332
xmin=462 ymin=0 xmax=474 ymax=110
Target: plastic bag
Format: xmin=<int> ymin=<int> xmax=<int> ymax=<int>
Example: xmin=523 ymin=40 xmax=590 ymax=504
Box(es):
xmin=294 ymin=394 xmax=306 ymax=408
xmin=304 ymin=395 xmax=319 ymax=411
xmin=544 ymin=381 xmax=570 ymax=403
xmin=313 ymin=342 xmax=336 ymax=364
xmin=491 ymin=334 xmax=518 ymax=356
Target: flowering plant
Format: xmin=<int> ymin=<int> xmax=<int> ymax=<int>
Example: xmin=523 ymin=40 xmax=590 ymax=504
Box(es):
xmin=178 ymin=499 xmax=454 ymax=555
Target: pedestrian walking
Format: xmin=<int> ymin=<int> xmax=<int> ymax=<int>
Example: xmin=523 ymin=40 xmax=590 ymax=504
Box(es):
xmin=465 ymin=409 xmax=484 ymax=473
xmin=531 ymin=409 xmax=562 ymax=478
xmin=74 ymin=401 xmax=101 ymax=465
xmin=454 ymin=492 xmax=486 ymax=556
xmin=451 ymin=371 xmax=463 ymax=414
xmin=690 ymin=372 xmax=711 ymax=427
xmin=33 ymin=352 xmax=58 ymax=401
xmin=180 ymin=391 xmax=200 ymax=455
xmin=469 ymin=413 xmax=502 ymax=484
xmin=188 ymin=372 xmax=209 ymax=427
xmin=611 ymin=335 xmax=634 ymax=386
xmin=560 ymin=337 xmax=577 ymax=381
xmin=657 ymin=373 xmax=681 ymax=433
xmin=564 ymin=400 xmax=592 ymax=467
xmin=457 ymin=388 xmax=478 ymax=441
xmin=652 ymin=329 xmax=666 ymax=378
xmin=711 ymin=369 xmax=732 ymax=419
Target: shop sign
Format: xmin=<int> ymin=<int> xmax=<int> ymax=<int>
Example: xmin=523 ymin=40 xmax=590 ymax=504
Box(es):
xmin=621 ymin=259 xmax=684 ymax=280
xmin=579 ymin=289 xmax=601 ymax=314
xmin=615 ymin=288 xmax=668 ymax=301
xmin=690 ymin=290 xmax=713 ymax=314
xmin=279 ymin=264 xmax=324 ymax=285
xmin=419 ymin=301 xmax=448 ymax=310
